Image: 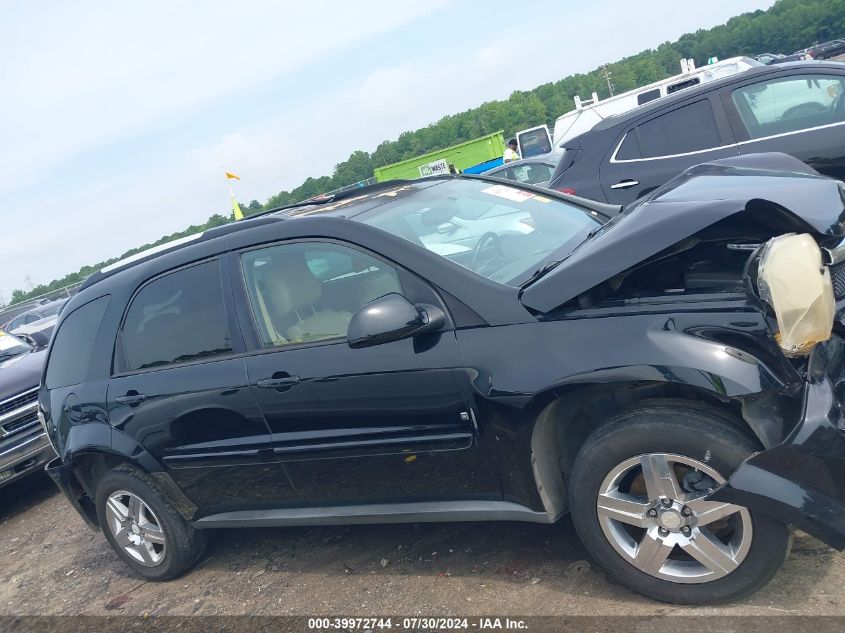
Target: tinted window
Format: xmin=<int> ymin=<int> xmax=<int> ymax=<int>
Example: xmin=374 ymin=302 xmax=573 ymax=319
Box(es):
xmin=122 ymin=261 xmax=231 ymax=371
xmin=615 ymin=131 xmax=641 ymax=160
xmin=732 ymin=74 xmax=845 ymax=139
xmin=46 ymin=296 xmax=110 ymax=388
xmin=637 ymin=89 xmax=661 ymax=105
xmin=241 ymin=242 xmax=403 ymax=348
xmin=636 ymin=100 xmax=721 ymax=158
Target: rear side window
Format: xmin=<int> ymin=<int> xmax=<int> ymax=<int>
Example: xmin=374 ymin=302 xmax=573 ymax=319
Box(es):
xmin=46 ymin=296 xmax=110 ymax=389
xmin=731 ymin=74 xmax=845 ymax=139
xmin=121 ymin=260 xmax=232 ymax=371
xmin=615 ymin=131 xmax=641 ymax=160
xmin=636 ymin=100 xmax=721 ymax=158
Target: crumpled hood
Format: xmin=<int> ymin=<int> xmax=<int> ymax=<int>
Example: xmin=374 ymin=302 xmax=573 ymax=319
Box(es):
xmin=0 ymin=349 xmax=45 ymax=402
xmin=521 ymin=153 xmax=845 ymax=314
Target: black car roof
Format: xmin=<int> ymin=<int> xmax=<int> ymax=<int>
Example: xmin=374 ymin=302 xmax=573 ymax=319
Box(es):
xmin=590 ymin=61 xmax=845 ymax=133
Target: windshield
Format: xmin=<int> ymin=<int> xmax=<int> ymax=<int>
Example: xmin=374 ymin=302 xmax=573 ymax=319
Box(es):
xmin=355 ymin=179 xmax=601 ymax=285
xmin=0 ymin=329 xmax=32 ymax=362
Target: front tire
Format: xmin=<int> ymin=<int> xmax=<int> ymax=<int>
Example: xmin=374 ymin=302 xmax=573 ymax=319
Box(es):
xmin=568 ymin=401 xmax=790 ymax=604
xmin=95 ymin=465 xmax=206 ymax=580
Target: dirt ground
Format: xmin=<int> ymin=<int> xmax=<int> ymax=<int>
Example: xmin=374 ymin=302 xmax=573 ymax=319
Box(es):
xmin=1 ymin=474 xmax=844 ymax=618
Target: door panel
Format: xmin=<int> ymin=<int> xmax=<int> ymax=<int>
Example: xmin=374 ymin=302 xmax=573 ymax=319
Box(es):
xmin=237 ymin=239 xmax=501 ymax=505
xmin=109 ymin=258 xmax=299 ymax=513
xmin=108 ymin=358 xmax=300 ymax=511
xmin=600 ymin=97 xmax=739 ymax=204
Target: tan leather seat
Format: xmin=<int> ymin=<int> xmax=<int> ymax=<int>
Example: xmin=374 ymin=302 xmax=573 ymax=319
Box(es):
xmin=260 ymin=255 xmax=352 ymax=344
xmin=358 ymin=271 xmax=402 ymax=306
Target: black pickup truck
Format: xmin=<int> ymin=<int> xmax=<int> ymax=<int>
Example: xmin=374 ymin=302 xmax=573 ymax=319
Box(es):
xmin=0 ymin=329 xmax=53 ymax=488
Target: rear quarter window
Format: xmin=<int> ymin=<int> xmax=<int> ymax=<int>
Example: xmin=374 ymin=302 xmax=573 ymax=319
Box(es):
xmin=46 ymin=296 xmax=111 ymax=389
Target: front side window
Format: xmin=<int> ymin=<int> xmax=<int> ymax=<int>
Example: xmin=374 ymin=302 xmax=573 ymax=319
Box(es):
xmin=636 ymin=100 xmax=721 ymax=158
xmin=241 ymin=242 xmax=403 ymax=348
xmin=732 ymin=74 xmax=845 ymax=139
xmin=355 ymin=179 xmax=599 ymax=285
xmin=121 ymin=260 xmax=231 ymax=371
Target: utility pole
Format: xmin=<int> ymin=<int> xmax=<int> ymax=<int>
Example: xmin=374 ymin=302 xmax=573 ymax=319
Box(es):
xmin=602 ymin=65 xmax=615 ymax=97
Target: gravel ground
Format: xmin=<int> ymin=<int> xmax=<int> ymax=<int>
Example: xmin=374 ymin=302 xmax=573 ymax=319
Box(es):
xmin=1 ymin=474 xmax=844 ymax=618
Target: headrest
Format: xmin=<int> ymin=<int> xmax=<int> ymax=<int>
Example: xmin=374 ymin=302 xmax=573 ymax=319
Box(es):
xmin=262 ymin=255 xmax=321 ymax=317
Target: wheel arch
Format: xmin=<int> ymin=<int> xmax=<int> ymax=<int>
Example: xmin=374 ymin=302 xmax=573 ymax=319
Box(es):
xmin=526 ymin=372 xmax=794 ymax=519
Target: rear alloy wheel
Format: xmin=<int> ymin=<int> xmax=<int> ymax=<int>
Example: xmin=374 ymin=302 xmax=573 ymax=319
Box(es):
xmin=95 ymin=465 xmax=206 ymax=580
xmin=104 ymin=490 xmax=167 ymax=567
xmin=568 ymin=401 xmax=791 ymax=604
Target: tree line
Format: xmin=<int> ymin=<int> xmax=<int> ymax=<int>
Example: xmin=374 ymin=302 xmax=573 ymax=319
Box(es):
xmin=6 ymin=0 xmax=845 ymax=307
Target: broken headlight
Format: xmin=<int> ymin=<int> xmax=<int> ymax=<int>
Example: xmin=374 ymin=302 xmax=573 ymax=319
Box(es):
xmin=757 ymin=233 xmax=835 ymax=357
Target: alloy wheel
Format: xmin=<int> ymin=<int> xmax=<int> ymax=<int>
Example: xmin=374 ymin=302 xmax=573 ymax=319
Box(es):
xmin=105 ymin=489 xmax=167 ymax=567
xmin=596 ymin=453 xmax=752 ymax=583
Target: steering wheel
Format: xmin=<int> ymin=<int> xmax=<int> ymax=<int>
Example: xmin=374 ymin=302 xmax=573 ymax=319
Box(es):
xmin=470 ymin=232 xmax=506 ymax=275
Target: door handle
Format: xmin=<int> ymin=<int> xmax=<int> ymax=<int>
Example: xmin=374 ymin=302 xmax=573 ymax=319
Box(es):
xmin=256 ymin=375 xmax=301 ymax=390
xmin=610 ymin=179 xmax=639 ymax=190
xmin=115 ymin=392 xmax=147 ymax=406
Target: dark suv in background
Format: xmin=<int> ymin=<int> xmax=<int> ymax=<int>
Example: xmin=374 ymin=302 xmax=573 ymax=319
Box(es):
xmin=549 ymin=62 xmax=845 ymax=204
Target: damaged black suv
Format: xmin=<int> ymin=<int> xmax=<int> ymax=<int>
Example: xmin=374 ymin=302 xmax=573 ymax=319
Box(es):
xmin=41 ymin=153 xmax=845 ymax=604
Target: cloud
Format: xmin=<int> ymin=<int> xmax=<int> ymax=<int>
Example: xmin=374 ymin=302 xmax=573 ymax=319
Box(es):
xmin=0 ymin=0 xmax=776 ymax=297
xmin=0 ymin=0 xmax=450 ymax=194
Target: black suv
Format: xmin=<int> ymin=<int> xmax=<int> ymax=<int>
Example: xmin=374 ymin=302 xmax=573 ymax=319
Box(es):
xmin=549 ymin=61 xmax=845 ymax=204
xmin=42 ymin=159 xmax=845 ymax=604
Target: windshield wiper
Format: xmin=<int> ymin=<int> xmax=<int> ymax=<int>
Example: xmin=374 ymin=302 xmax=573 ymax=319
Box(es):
xmin=0 ymin=350 xmax=25 ymax=363
xmin=520 ymin=260 xmax=562 ymax=288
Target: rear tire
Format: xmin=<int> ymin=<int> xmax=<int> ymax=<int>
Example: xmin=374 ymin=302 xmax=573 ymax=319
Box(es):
xmin=568 ymin=400 xmax=790 ymax=604
xmin=95 ymin=465 xmax=206 ymax=580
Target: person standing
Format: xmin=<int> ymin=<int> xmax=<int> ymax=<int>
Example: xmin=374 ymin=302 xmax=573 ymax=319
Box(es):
xmin=503 ymin=138 xmax=520 ymax=163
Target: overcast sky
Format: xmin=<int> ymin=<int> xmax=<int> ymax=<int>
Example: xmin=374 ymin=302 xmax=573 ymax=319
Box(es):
xmin=0 ymin=0 xmax=776 ymax=300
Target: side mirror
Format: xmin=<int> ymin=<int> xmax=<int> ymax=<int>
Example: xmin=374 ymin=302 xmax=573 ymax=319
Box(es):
xmin=347 ymin=293 xmax=445 ymax=349
xmin=24 ymin=330 xmax=50 ymax=349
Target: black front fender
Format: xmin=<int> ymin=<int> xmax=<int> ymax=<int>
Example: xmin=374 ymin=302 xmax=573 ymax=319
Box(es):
xmin=709 ymin=335 xmax=845 ymax=550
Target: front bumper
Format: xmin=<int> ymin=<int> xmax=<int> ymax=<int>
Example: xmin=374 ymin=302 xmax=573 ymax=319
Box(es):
xmin=709 ymin=335 xmax=845 ymax=549
xmin=0 ymin=431 xmax=55 ymax=489
xmin=44 ymin=457 xmax=99 ymax=530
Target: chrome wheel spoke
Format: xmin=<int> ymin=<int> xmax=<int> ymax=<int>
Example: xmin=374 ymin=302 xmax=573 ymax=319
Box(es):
xmin=141 ymin=524 xmax=165 ymax=545
xmin=128 ymin=495 xmax=142 ymax=522
xmin=686 ymin=496 xmax=741 ymax=526
xmin=633 ymin=530 xmax=673 ymax=575
xmin=681 ymin=528 xmax=740 ymax=576
xmin=597 ymin=492 xmax=650 ymax=527
xmin=106 ymin=497 xmax=127 ymax=522
xmin=136 ymin=543 xmax=156 ymax=565
xmin=639 ymin=453 xmax=683 ymax=500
